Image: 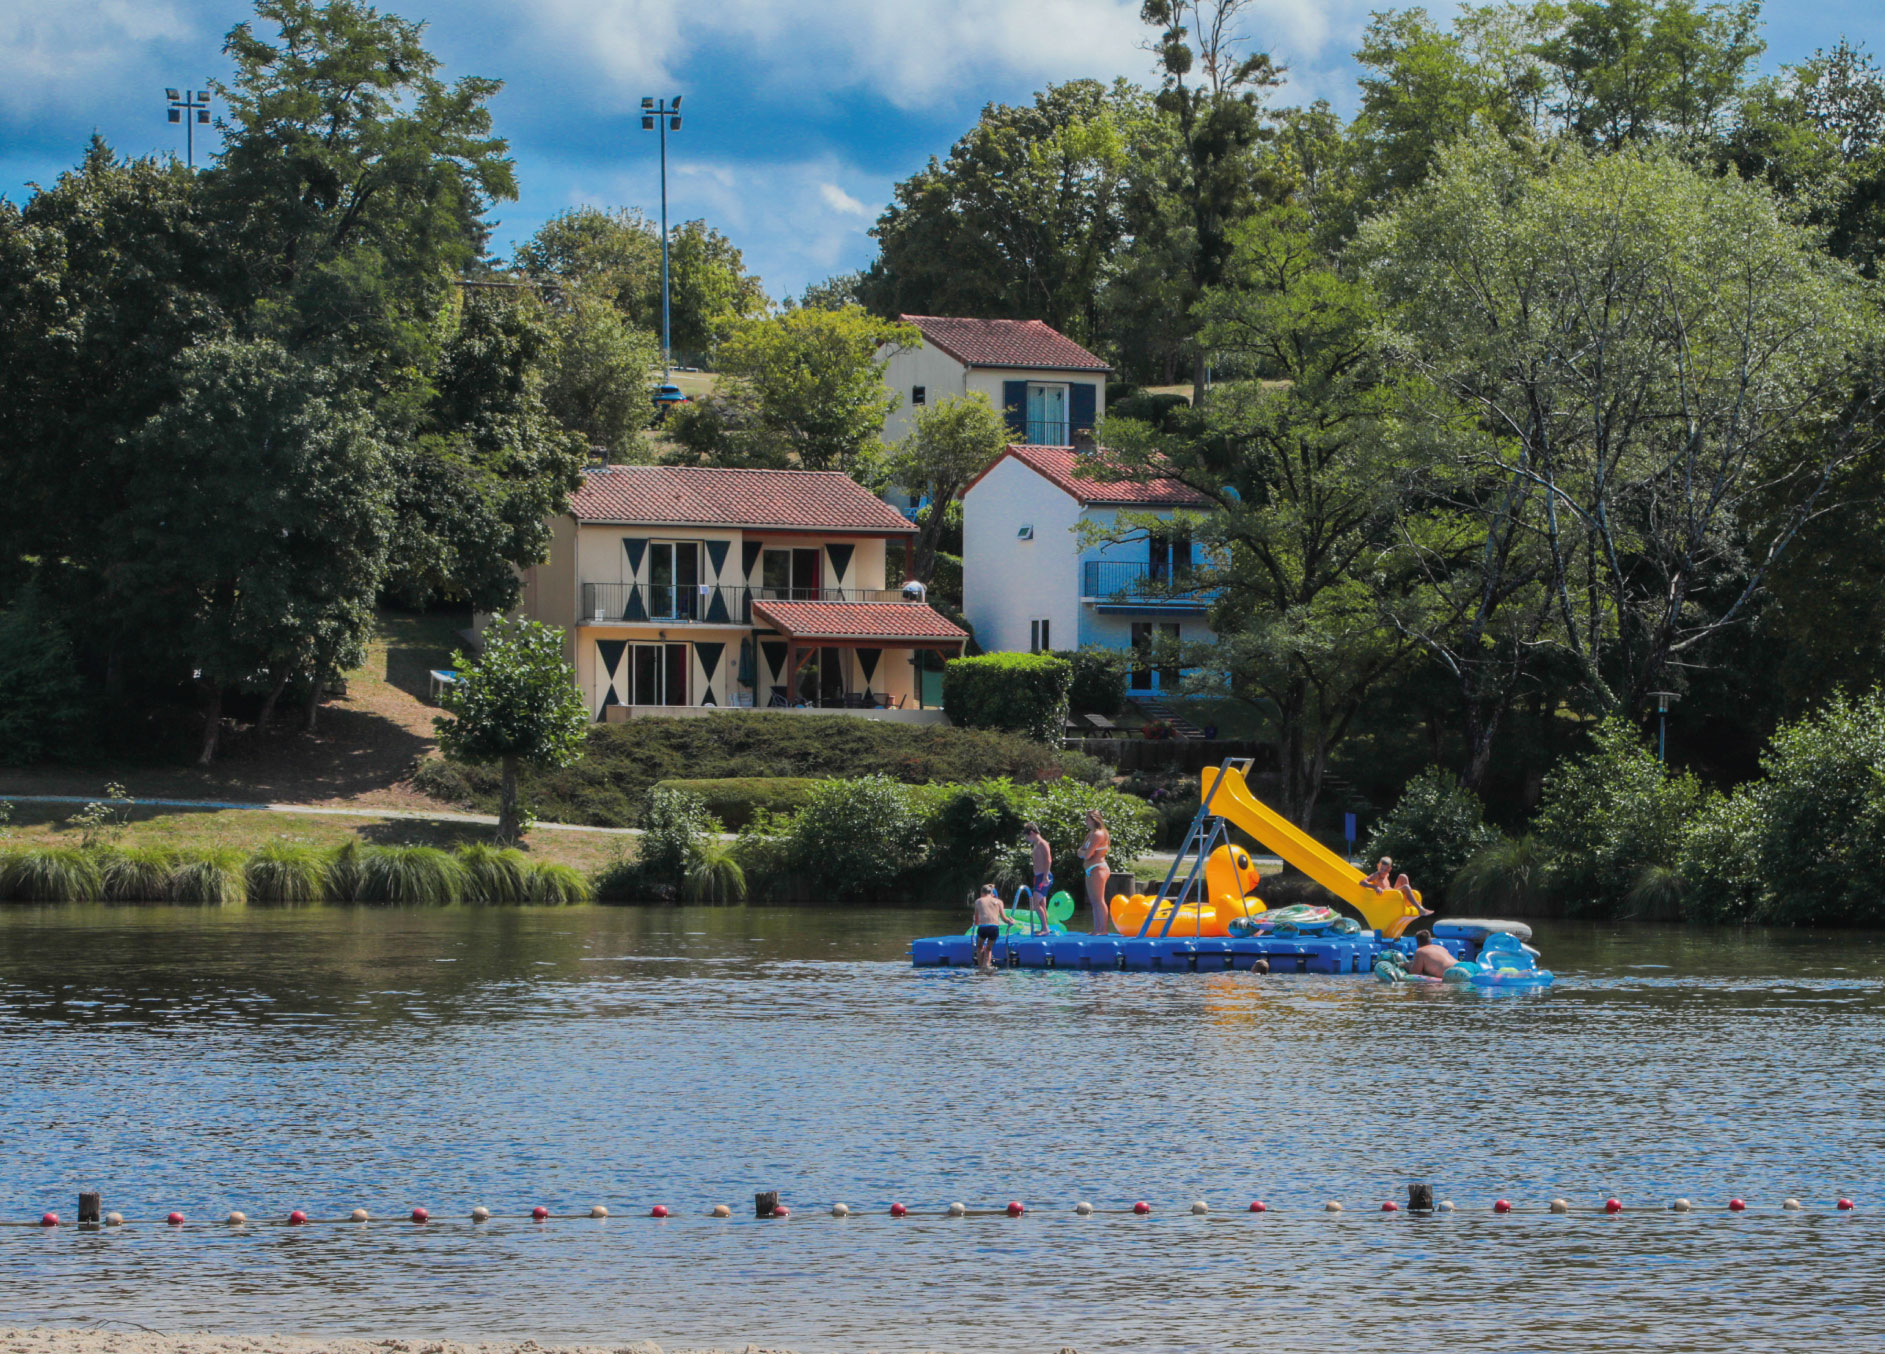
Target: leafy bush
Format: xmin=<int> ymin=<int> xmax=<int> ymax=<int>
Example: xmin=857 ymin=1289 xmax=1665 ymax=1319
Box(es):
xmin=0 ymin=848 xmax=102 ymax=901
xmin=1451 ymin=835 xmax=1546 ymax=915
xmin=1532 ymin=718 xmax=1702 ymax=916
xmin=943 ymin=652 xmax=1072 ymax=744
xmin=1019 ymin=779 xmax=1157 ymax=886
xmin=1675 ymin=793 xmax=1765 ymax=922
xmin=169 ymin=849 xmax=248 ymax=904
xmin=417 ymin=712 xmax=1061 ymax=827
xmin=353 ymin=846 xmax=469 ymax=905
xmin=1056 ymin=646 xmax=1129 ymax=717
xmin=102 ymin=847 xmax=179 ymax=902
xmin=524 ymin=861 xmax=593 ymax=904
xmin=1057 ymin=750 xmax=1115 ymax=786
xmin=781 ymin=775 xmax=931 ymax=899
xmin=458 ymin=844 xmax=533 ymax=903
xmin=0 ymin=590 xmax=89 ymax=765
xmin=1363 ymin=767 xmax=1500 ymax=905
xmin=639 ymin=787 xmax=723 ymax=886
xmin=246 ymin=843 xmax=331 ymax=904
xmin=1107 ymin=391 xmax=1190 ymax=430
xmin=652 ymin=778 xmax=819 ymax=831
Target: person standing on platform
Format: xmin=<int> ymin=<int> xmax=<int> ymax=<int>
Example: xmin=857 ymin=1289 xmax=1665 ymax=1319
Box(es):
xmin=1080 ymin=809 xmax=1113 ymax=935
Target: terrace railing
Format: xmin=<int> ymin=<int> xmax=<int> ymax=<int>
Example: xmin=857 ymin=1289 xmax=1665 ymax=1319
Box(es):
xmin=580 ymin=583 xmax=906 ymax=625
xmin=1080 ymin=560 xmax=1216 ymax=609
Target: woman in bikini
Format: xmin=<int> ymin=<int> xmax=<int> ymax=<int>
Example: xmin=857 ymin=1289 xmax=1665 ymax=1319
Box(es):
xmin=1080 ymin=808 xmax=1113 ymax=935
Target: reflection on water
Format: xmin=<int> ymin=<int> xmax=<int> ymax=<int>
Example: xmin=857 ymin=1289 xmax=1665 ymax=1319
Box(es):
xmin=1 ymin=905 xmax=1882 ymax=1353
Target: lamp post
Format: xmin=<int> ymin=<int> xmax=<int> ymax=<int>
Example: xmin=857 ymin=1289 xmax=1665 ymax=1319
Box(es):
xmin=1649 ymin=691 xmax=1678 ymax=764
xmin=165 ymin=88 xmax=212 ymax=168
xmin=640 ymin=94 xmax=683 ymax=381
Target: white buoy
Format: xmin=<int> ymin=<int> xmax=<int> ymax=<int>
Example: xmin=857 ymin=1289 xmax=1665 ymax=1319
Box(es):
xmin=947 ymin=1201 xmax=967 ymax=1217
xmin=1074 ymin=1201 xmax=1093 ymax=1215
xmin=1191 ymin=1201 xmax=1209 ymax=1215
xmin=1438 ymin=1201 xmax=1455 ymax=1212
xmin=1783 ymin=1198 xmax=1803 ymax=1211
xmin=711 ymin=1204 xmax=732 ymax=1218
xmin=1671 ymin=1198 xmax=1693 ymax=1213
xmin=1325 ymin=1201 xmax=1343 ymax=1213
xmin=831 ymin=1203 xmax=850 ymax=1217
xmin=351 ymin=1209 xmax=369 ymax=1222
xmin=590 ymin=1205 xmax=609 ymax=1218
xmin=471 ymin=1206 xmax=490 ymax=1222
xmin=226 ymin=1211 xmax=246 ymax=1225
xmin=1549 ymin=1199 xmax=1569 ymax=1214
xmin=105 ymin=1212 xmax=123 ymax=1226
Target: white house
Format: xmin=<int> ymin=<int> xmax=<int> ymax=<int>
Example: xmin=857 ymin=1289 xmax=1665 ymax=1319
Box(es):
xmin=881 ymin=316 xmax=1111 ymax=445
xmin=959 ymin=444 xmax=1216 ymax=696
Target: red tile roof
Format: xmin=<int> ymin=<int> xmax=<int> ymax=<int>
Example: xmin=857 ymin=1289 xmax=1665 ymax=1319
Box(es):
xmin=752 ymin=600 xmax=968 ymax=643
xmin=901 ymin=315 xmax=1112 ymax=372
xmin=570 ymin=465 xmax=916 ymax=534
xmin=962 ymin=444 xmax=1213 ymax=508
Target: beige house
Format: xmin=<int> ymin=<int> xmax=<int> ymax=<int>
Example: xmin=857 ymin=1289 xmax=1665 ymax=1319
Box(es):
xmin=510 ymin=464 xmax=968 ymax=721
xmin=880 ymin=315 xmax=1112 ymax=445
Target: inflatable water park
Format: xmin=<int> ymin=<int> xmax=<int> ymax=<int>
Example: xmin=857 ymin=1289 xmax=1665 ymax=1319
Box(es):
xmin=911 ymin=760 xmax=1553 ymax=986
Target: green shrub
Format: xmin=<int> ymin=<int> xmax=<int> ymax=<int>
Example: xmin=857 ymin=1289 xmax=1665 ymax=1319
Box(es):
xmin=652 ymin=778 xmax=819 ymax=831
xmin=246 ymin=843 xmax=331 ymax=904
xmin=639 ymin=787 xmax=722 ymax=886
xmin=524 ymin=861 xmax=593 ymax=904
xmin=684 ymin=838 xmax=748 ymax=903
xmin=1108 ymin=391 xmax=1190 ymax=429
xmin=102 ymin=847 xmax=178 ymax=902
xmin=928 ymin=778 xmax=1038 ymax=889
xmin=591 ymin=855 xmax=646 ymax=903
xmin=1532 ymin=718 xmax=1702 ymax=916
xmin=169 ymin=849 xmax=248 ymax=904
xmin=0 ymin=848 xmax=102 ymax=901
xmin=0 ymin=588 xmax=89 ymax=765
xmin=782 ymin=775 xmax=931 ymax=898
xmin=416 ymin=712 xmax=1060 ymax=827
xmin=943 ymin=652 xmax=1071 ymax=744
xmin=458 ymin=844 xmax=533 ymax=903
xmin=1020 ymin=778 xmax=1157 ymax=885
xmin=1056 ymin=646 xmax=1128 ymax=718
xmin=1675 ymin=793 xmax=1765 ymax=922
xmin=1452 ymin=835 xmax=1546 ymax=915
xmin=1363 ymin=768 xmax=1500 ymax=906
xmin=353 ymin=846 xmax=469 ymax=905
xmin=1057 ymin=750 xmax=1114 ymax=786
xmin=327 ymin=840 xmax=366 ymax=901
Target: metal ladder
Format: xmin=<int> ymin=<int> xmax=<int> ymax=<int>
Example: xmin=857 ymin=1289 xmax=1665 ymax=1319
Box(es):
xmin=1135 ymin=758 xmax=1253 ymax=939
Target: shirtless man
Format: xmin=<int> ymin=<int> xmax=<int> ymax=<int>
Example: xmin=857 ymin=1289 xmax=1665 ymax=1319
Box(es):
xmin=971 ymin=885 xmax=1015 ymax=969
xmin=1409 ymin=929 xmax=1458 ymax=980
xmin=1363 ymin=856 xmax=1431 ymax=919
xmin=1022 ymin=822 xmax=1054 ymax=933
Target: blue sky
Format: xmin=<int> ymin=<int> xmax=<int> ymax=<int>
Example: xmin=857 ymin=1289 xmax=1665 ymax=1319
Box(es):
xmin=3 ymin=0 xmax=1882 ymax=301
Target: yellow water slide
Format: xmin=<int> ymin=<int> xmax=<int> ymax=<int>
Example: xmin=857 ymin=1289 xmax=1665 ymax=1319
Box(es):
xmin=1201 ymin=764 xmax=1424 ymax=938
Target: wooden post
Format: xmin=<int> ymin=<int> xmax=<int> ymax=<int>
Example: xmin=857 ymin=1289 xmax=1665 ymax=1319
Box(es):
xmin=78 ymin=1190 xmax=101 ymax=1224
xmin=755 ymin=1190 xmax=779 ymax=1218
xmin=1409 ymin=1183 xmax=1434 ymax=1213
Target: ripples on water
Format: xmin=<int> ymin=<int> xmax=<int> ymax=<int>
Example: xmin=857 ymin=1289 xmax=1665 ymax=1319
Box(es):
xmin=0 ymin=905 xmax=1881 ymax=1353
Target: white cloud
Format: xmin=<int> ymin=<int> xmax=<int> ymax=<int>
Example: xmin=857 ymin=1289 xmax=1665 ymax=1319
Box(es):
xmin=0 ymin=0 xmax=196 ymax=117
xmin=819 ymin=182 xmax=869 ymax=217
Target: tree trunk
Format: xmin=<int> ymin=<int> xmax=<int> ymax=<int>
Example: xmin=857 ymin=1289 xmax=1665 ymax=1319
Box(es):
xmin=197 ymin=685 xmax=224 ymax=766
xmin=256 ymin=665 xmax=294 ymax=732
xmin=1191 ymin=348 xmax=1209 ymax=410
xmin=498 ymin=754 xmax=521 ymax=844
xmin=305 ymin=663 xmax=328 ymax=733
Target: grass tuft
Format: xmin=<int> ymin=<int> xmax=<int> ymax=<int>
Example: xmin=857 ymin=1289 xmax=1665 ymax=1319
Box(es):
xmin=101 ymin=847 xmax=178 ymax=902
xmin=457 ymin=844 xmax=532 ymax=903
xmin=524 ymin=860 xmax=594 ymax=904
xmin=684 ymin=838 xmax=747 ymax=903
xmin=169 ymin=848 xmax=249 ymax=904
xmin=326 ymin=840 xmax=366 ymax=902
xmin=0 ymin=848 xmax=104 ymax=902
xmin=246 ymin=843 xmax=331 ymax=904
xmin=354 ymin=845 xmax=469 ymax=905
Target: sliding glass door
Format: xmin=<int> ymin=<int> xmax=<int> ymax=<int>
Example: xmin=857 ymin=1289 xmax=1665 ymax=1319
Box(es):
xmin=648 ymin=542 xmax=700 ymax=620
xmin=629 ymin=642 xmax=690 ymax=706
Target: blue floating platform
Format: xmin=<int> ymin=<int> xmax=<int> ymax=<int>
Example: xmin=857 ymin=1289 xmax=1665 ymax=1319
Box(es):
xmin=908 ymin=930 xmax=1465 ymax=974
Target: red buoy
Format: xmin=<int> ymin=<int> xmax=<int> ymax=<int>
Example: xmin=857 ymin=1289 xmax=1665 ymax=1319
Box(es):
xmin=531 ymin=1205 xmax=549 ymax=1220
xmin=1007 ymin=1201 xmax=1025 ymax=1217
xmin=1838 ymin=1198 xmax=1856 ymax=1211
xmin=289 ymin=1210 xmax=308 ymax=1225
xmin=1133 ymin=1200 xmax=1151 ymax=1215
xmin=40 ymin=1213 xmax=58 ymax=1227
xmin=1382 ymin=1201 xmax=1399 ymax=1212
xmin=650 ymin=1205 xmax=669 ymax=1218
xmin=410 ymin=1207 xmax=429 ymax=1223
xmin=167 ymin=1212 xmax=185 ymax=1226
xmin=1604 ymin=1198 xmax=1623 ymax=1214
xmin=773 ymin=1205 xmax=791 ymax=1218
xmin=1728 ymin=1199 xmax=1746 ymax=1212
xmin=1492 ymin=1200 xmax=1511 ymax=1214
xmin=1248 ymin=1201 xmax=1267 ymax=1213
xmin=890 ymin=1202 xmax=907 ymax=1217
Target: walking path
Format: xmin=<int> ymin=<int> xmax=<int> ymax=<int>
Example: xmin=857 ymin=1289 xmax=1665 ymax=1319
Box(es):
xmin=0 ymin=794 xmax=636 ymax=837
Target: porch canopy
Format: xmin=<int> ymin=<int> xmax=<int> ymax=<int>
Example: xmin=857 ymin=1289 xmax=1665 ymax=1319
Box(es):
xmin=752 ymin=600 xmax=968 ymax=705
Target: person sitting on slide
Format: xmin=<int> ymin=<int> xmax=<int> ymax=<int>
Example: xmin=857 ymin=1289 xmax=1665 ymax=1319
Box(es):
xmin=1410 ymin=929 xmax=1458 ymax=980
xmin=1362 ymin=856 xmax=1432 ymax=919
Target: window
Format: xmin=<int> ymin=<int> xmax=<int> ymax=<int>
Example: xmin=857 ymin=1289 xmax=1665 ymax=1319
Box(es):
xmin=1025 ymin=383 xmax=1069 ymax=445
xmin=1148 ymin=526 xmax=1192 ymax=584
xmin=911 ymin=385 xmax=926 ymax=406
xmin=1130 ymin=622 xmax=1181 ymax=690
xmin=648 ymin=541 xmax=701 ymax=619
xmin=762 ymin=547 xmax=821 ymax=600
xmin=629 ymin=642 xmax=690 ymax=705
xmin=1029 ymin=618 xmax=1051 ymax=653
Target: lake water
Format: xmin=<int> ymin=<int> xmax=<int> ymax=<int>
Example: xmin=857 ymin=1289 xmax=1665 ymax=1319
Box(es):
xmin=1 ymin=905 xmax=1881 ymax=1353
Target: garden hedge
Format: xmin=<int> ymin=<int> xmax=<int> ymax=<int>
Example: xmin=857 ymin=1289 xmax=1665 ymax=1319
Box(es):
xmin=942 ymin=653 xmax=1071 ymax=744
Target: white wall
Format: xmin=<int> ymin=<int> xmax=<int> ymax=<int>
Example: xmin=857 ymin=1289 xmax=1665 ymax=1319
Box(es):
xmin=961 ymin=455 xmax=1082 ymax=656
xmin=880 ymin=344 xmax=969 ymax=443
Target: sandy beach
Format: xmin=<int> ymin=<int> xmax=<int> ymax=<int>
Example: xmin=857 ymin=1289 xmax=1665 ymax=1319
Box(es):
xmin=0 ymin=1334 xmax=983 ymax=1354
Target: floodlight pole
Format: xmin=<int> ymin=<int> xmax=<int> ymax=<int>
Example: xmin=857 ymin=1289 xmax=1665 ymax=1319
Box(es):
xmin=165 ymin=88 xmax=213 ymax=168
xmin=640 ymin=95 xmax=684 ymax=381
xmin=1650 ymin=691 xmax=1678 ymax=764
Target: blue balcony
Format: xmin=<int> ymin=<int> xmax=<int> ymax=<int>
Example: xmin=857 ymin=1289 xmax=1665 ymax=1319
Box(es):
xmin=1080 ymin=560 xmax=1216 ymax=610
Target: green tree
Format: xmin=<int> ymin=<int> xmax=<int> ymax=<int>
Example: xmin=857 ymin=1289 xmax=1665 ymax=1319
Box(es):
xmin=890 ymin=394 xmax=1011 ymax=584
xmin=539 ymin=288 xmax=658 ymax=457
xmin=861 ymin=79 xmax=1137 ymax=344
xmin=793 ymin=271 xmax=867 ymax=311
xmin=436 ymin=618 xmax=589 ymax=842
xmin=0 ymin=590 xmax=90 ymax=765
xmin=680 ymin=306 xmax=917 ymax=477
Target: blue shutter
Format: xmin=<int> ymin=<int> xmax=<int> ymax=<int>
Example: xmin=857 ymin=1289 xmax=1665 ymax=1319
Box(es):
xmin=1070 ymin=382 xmax=1097 ymax=439
xmin=1002 ymin=380 xmax=1028 ymax=438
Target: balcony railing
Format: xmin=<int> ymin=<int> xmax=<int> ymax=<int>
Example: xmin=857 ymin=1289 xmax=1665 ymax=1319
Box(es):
xmin=1024 ymin=418 xmax=1072 ymax=446
xmin=1081 ymin=560 xmax=1216 ymax=609
xmin=580 ymin=582 xmax=906 ymax=625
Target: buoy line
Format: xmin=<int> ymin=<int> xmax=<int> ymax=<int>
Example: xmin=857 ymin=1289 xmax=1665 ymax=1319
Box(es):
xmin=12 ymin=1195 xmax=1863 ymax=1228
